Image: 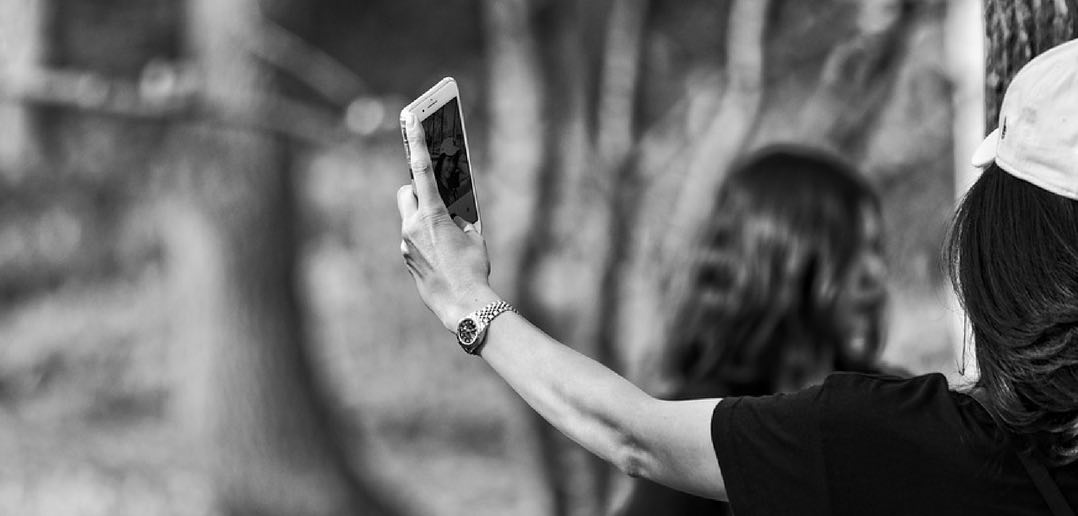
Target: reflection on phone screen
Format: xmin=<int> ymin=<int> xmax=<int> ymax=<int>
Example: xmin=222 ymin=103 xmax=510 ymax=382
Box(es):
xmin=421 ymin=98 xmax=478 ymax=224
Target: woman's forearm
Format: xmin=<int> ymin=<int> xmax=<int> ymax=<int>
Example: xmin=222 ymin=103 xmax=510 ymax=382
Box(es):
xmin=475 ymin=295 xmax=654 ymax=476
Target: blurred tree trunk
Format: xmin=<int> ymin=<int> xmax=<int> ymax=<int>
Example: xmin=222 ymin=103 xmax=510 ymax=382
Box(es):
xmin=0 ymin=0 xmax=59 ymax=303
xmin=486 ymin=0 xmax=645 ymax=514
xmin=0 ymin=0 xmax=45 ymax=172
xmin=618 ymin=0 xmax=769 ymax=395
xmin=947 ymin=0 xmax=984 ymax=381
xmin=480 ymin=1 xmax=557 ymax=515
xmin=589 ymin=0 xmax=651 ymax=508
xmin=483 ymin=0 xmax=544 ymax=293
xmin=168 ymin=1 xmax=408 ymax=515
xmin=950 ymin=0 xmax=985 ymax=198
xmin=593 ymin=0 xmax=650 ymax=390
xmin=664 ymin=0 xmax=768 ymax=251
xmin=984 ymin=0 xmax=1078 ymax=130
xmin=512 ymin=2 xmax=601 ymax=514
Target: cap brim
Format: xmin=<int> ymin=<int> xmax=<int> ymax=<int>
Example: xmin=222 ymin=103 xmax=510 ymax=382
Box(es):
xmin=971 ymin=128 xmax=1001 ymax=168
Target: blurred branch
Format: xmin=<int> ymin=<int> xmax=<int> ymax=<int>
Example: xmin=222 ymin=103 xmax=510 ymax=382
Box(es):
xmin=799 ymin=0 xmax=918 ymax=160
xmin=0 ymin=1 xmax=386 ymax=146
xmin=0 ymin=64 xmax=375 ymax=145
xmin=250 ymin=17 xmax=371 ymax=106
xmin=0 ymin=65 xmax=195 ymax=119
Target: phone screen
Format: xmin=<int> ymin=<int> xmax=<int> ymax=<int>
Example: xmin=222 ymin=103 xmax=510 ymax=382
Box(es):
xmin=421 ymin=98 xmax=478 ymax=224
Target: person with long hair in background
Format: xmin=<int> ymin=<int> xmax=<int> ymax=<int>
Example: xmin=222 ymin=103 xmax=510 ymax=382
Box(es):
xmin=611 ymin=147 xmax=898 ymax=516
xmin=394 ymin=39 xmax=1078 ymax=515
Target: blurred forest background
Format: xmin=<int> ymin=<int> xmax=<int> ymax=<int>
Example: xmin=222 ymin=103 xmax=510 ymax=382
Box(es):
xmin=0 ymin=0 xmax=987 ymax=515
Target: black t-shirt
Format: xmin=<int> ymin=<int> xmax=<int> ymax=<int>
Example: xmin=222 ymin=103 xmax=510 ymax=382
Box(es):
xmin=711 ymin=373 xmax=1078 ymax=515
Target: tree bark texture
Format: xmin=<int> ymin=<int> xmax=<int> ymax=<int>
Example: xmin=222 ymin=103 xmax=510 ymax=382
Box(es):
xmin=984 ymin=0 xmax=1078 ymax=131
xmin=171 ymin=1 xmax=408 ymax=515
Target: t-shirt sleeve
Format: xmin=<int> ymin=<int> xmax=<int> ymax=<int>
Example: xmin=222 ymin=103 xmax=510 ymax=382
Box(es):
xmin=711 ymin=386 xmax=830 ymax=516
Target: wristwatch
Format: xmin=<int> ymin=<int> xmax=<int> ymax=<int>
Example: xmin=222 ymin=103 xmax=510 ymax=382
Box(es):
xmin=455 ymin=300 xmax=517 ymax=355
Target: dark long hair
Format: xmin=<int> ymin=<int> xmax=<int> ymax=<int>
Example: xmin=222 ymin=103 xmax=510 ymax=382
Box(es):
xmin=948 ymin=164 xmax=1078 ymax=466
xmin=664 ymin=146 xmax=885 ymax=398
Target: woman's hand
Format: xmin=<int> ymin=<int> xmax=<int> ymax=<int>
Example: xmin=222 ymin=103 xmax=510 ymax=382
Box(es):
xmin=396 ymin=112 xmax=497 ymax=332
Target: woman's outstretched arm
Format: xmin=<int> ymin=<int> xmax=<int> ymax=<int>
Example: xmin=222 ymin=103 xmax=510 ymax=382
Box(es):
xmin=480 ymin=304 xmax=725 ymax=500
xmin=395 ymin=112 xmax=726 ymax=500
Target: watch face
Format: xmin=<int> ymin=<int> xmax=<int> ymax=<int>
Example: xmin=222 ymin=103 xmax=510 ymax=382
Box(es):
xmin=457 ymin=318 xmax=479 ymax=345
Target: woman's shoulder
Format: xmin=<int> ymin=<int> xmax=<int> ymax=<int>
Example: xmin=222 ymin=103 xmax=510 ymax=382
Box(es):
xmin=823 ymin=370 xmax=948 ymax=394
xmin=819 ymin=372 xmax=998 ymax=450
xmin=820 ymin=372 xmax=959 ymax=422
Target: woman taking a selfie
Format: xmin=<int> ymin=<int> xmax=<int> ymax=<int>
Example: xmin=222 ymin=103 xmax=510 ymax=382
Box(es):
xmin=395 ymin=39 xmax=1078 ymax=515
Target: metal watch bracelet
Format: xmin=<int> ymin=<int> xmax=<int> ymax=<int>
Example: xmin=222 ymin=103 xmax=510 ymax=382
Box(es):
xmin=457 ymin=300 xmax=517 ymax=355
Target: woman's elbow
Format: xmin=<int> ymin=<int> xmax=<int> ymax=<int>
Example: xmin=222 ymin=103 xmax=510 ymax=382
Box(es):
xmin=614 ymin=439 xmax=648 ymax=478
xmin=610 ymin=414 xmax=661 ymax=480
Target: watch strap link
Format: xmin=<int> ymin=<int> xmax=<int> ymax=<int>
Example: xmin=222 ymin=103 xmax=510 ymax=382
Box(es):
xmin=475 ymin=300 xmax=517 ymax=327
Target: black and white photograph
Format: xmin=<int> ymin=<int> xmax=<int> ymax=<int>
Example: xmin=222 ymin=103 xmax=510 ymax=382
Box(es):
xmin=0 ymin=0 xmax=1075 ymax=515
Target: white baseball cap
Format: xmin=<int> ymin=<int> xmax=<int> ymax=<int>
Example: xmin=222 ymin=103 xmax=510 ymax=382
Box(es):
xmin=971 ymin=38 xmax=1078 ymax=200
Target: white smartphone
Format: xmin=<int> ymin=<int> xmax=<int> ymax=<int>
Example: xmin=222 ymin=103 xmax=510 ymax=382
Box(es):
xmin=400 ymin=77 xmax=482 ymax=233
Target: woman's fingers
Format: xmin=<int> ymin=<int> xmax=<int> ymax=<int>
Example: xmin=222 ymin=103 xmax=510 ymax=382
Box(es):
xmin=451 ymin=215 xmax=468 ymax=231
xmin=452 ymin=216 xmax=483 ymax=245
xmin=396 ymin=184 xmax=418 ymax=222
xmin=404 ymin=113 xmax=446 ymax=215
xmin=463 ymin=223 xmax=483 ymax=244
